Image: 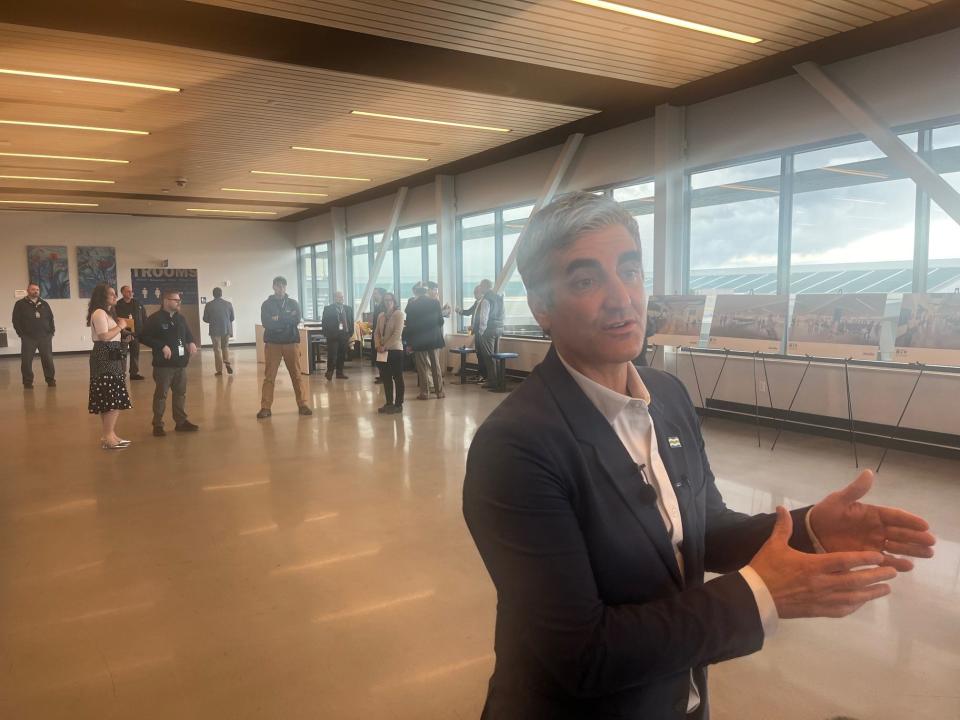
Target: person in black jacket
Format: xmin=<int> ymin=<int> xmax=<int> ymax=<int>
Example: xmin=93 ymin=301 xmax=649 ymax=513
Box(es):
xmin=321 ymin=290 xmax=354 ymax=381
xmin=257 ymin=276 xmax=311 ymax=419
xmin=405 ymin=284 xmax=445 ymax=399
xmin=139 ymin=289 xmax=199 ymax=436
xmin=12 ymin=283 xmax=56 ymax=388
xmin=463 ymin=192 xmax=935 ymax=720
xmin=115 ymin=285 xmax=147 ymax=380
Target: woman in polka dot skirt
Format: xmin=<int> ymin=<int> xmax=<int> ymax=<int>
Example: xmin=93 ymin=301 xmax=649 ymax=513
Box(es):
xmin=87 ymin=283 xmax=133 ymax=449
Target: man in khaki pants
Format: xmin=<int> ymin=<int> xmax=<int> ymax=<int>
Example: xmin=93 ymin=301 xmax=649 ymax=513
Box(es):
xmin=202 ymin=287 xmax=235 ymax=376
xmin=257 ymin=276 xmax=312 ymax=419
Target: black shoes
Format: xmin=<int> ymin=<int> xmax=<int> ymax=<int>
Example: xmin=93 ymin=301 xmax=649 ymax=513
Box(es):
xmin=325 ymin=373 xmax=333 ymax=381
xmin=256 ymin=409 xmax=272 ymax=419
xmin=130 ymin=374 xmax=145 ymax=381
xmin=153 ymin=426 xmax=166 ymax=437
xmin=23 ymin=383 xmax=33 ymax=389
xmin=226 ymin=364 xmax=233 ymax=375
xmin=298 ymin=406 xmax=313 ymax=416
xmin=175 ymin=421 xmax=199 ymax=432
xmin=377 ymin=404 xmax=392 ymax=414
xmin=387 ymin=404 xmax=403 ymax=414
xmin=336 ymin=373 xmax=349 ymax=380
xmin=46 ymin=379 xmax=56 ymax=387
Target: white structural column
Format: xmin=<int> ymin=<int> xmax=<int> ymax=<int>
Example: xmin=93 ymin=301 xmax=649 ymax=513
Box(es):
xmin=493 ymin=133 xmax=584 ymax=294
xmin=358 ymin=187 xmax=408 ymax=315
xmin=331 ymin=206 xmax=348 ymax=297
xmin=434 ymin=175 xmax=457 ymax=333
xmin=795 ymin=61 xmax=960 ymax=227
xmin=653 ymin=103 xmax=686 ymax=295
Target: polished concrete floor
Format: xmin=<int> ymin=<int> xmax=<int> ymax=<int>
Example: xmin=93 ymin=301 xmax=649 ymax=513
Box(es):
xmin=1 ymin=347 xmax=958 ymax=720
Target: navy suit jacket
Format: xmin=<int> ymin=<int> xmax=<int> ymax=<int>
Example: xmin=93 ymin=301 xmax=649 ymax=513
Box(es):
xmin=463 ymin=347 xmax=814 ymax=720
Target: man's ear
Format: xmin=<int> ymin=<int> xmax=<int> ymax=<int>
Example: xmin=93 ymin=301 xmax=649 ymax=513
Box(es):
xmin=528 ymin=289 xmax=551 ymax=335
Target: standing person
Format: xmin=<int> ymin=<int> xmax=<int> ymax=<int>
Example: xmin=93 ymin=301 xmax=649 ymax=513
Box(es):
xmin=258 ymin=276 xmax=311 ymax=419
xmin=463 ymin=192 xmax=936 ymax=719
xmin=202 ymin=287 xmax=235 ymax=376
xmin=426 ymin=281 xmax=452 ymax=318
xmin=475 ymin=278 xmax=505 ymax=390
xmin=140 ymin=289 xmax=200 ymax=436
xmin=321 ymin=291 xmax=354 ymax=381
xmin=456 ymin=285 xmax=487 ymax=384
xmin=115 ymin=284 xmax=146 ymax=380
xmin=12 ymin=283 xmax=56 ymax=389
xmin=374 ymin=292 xmax=405 ymax=414
xmin=87 ymin=283 xmax=133 ymax=449
xmin=405 ymin=284 xmax=445 ymax=400
xmin=370 ymin=288 xmax=387 ymax=382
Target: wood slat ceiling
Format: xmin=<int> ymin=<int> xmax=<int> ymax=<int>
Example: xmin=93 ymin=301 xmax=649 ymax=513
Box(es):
xmin=0 ymin=22 xmax=595 ymax=220
xmin=187 ymin=0 xmax=943 ymax=86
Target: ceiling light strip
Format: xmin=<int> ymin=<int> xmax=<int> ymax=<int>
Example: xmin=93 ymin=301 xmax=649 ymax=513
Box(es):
xmin=221 ymin=187 xmax=328 ymax=197
xmin=0 ymin=68 xmax=180 ymax=92
xmin=292 ymin=146 xmax=429 ymax=162
xmin=0 ymin=120 xmax=148 ymax=135
xmin=251 ymin=170 xmax=370 ymax=182
xmin=0 ymin=200 xmax=99 ymax=206
xmin=351 ymin=110 xmax=510 ymax=133
xmin=185 ymin=208 xmax=277 ymax=215
xmin=568 ymin=0 xmax=763 ymax=44
xmin=0 ymin=175 xmax=114 ymax=184
xmin=0 ymin=152 xmax=129 ymax=164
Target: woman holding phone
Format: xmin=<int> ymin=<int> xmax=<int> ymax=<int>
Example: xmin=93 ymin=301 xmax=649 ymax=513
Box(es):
xmin=87 ymin=283 xmax=133 ymax=448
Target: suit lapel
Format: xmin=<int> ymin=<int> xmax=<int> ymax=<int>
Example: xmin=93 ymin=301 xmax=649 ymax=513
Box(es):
xmin=539 ymin=348 xmax=683 ymax=588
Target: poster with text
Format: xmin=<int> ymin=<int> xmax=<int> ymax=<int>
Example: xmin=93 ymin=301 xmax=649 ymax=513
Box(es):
xmin=131 ymin=268 xmax=201 ymax=346
xmin=894 ymin=293 xmax=960 ymax=365
xmin=77 ymin=246 xmax=117 ymax=298
xmin=787 ymin=293 xmax=886 ymax=360
xmin=708 ymin=294 xmax=788 ymax=353
xmin=27 ymin=245 xmax=70 ymax=299
xmin=647 ymin=295 xmax=706 ymax=347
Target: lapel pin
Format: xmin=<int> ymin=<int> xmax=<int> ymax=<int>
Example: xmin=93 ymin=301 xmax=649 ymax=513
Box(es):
xmin=668 ymin=437 xmax=682 ymax=449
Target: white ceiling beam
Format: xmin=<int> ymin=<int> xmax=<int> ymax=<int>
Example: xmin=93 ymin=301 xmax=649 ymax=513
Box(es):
xmin=358 ymin=186 xmax=408 ymax=314
xmin=795 ymin=61 xmax=960 ymax=227
xmin=493 ymin=133 xmax=584 ymax=294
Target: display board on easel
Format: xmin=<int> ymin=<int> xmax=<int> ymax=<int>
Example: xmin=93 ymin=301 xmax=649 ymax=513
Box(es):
xmin=708 ymin=294 xmax=788 ymax=353
xmin=647 ymin=295 xmax=706 ymax=347
xmin=894 ymin=292 xmax=960 ymax=365
xmin=787 ymin=293 xmax=886 ymax=360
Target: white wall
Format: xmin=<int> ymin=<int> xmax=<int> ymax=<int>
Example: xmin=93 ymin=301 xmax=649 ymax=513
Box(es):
xmin=1 ymin=210 xmax=297 ymax=355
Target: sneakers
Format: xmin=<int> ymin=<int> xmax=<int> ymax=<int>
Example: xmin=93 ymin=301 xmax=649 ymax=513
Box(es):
xmin=256 ymin=409 xmax=272 ymax=419
xmin=226 ymin=364 xmax=233 ymax=375
xmin=153 ymin=426 xmax=166 ymax=437
xmin=130 ymin=374 xmax=145 ymax=381
xmin=298 ymin=406 xmax=313 ymax=416
xmin=175 ymin=421 xmax=199 ymax=432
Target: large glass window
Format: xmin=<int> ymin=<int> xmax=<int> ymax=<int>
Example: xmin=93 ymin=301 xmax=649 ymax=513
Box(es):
xmin=613 ymin=180 xmax=655 ymax=291
xmin=348 ymin=235 xmax=370 ymax=316
xmin=929 ymin=124 xmax=960 ymax=273
xmin=346 ymin=223 xmax=437 ymax=315
xmin=297 ymin=243 xmax=332 ymax=321
xmin=459 ymin=211 xmax=497 ymax=315
xmin=397 ymin=226 xmax=424 ymax=300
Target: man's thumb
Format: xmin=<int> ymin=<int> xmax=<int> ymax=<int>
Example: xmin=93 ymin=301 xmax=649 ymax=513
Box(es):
xmin=837 ymin=469 xmax=874 ymax=504
xmin=769 ymin=505 xmax=793 ymax=544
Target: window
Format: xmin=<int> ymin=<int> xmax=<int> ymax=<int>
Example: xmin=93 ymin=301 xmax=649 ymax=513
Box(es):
xmin=348 ymin=235 xmax=370 ymax=316
xmin=426 ymin=223 xmax=438 ymax=281
xmin=458 ymin=210 xmax=497 ymax=317
xmin=397 ymin=225 xmax=424 ymax=299
xmin=613 ymin=180 xmax=655 ymax=290
xmin=346 ymin=223 xmax=437 ymax=316
xmin=297 ymin=243 xmax=332 ymax=320
xmin=929 ymin=124 xmax=960 ymax=276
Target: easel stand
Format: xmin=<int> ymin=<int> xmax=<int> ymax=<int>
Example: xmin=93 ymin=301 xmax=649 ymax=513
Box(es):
xmin=771 ymin=355 xmax=813 ymax=452
xmin=699 ymin=349 xmax=731 ymax=429
xmin=842 ymin=358 xmax=859 ymax=469
xmin=876 ymin=363 xmax=926 ymax=473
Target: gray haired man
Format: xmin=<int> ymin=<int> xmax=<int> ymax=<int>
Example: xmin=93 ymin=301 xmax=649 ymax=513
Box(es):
xmin=203 ymin=287 xmax=235 ymax=376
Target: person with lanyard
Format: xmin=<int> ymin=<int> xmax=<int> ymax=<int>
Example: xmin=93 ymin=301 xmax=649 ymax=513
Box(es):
xmin=139 ymin=289 xmax=200 ymax=436
xmin=12 ymin=282 xmax=56 ymax=389
xmin=257 ymin=276 xmax=311 ymax=419
xmin=321 ymin=290 xmax=354 ymax=381
xmin=86 ymin=283 xmax=133 ymax=449
xmin=115 ymin=284 xmax=147 ymax=381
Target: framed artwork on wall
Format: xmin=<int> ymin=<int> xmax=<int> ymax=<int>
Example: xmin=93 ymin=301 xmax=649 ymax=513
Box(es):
xmin=26 ymin=245 xmax=70 ymax=299
xmin=77 ymin=246 xmax=117 ymax=298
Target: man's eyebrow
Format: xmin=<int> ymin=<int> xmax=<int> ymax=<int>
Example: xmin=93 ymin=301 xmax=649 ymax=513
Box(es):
xmin=565 ymin=258 xmax=602 ymax=275
xmin=618 ymin=250 xmax=643 ymax=264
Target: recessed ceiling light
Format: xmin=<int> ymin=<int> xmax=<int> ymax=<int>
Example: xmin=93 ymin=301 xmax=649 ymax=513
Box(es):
xmin=0 ymin=120 xmax=148 ymax=135
xmin=0 ymin=68 xmax=180 ymax=92
xmin=568 ymin=0 xmax=763 ymax=44
xmin=351 ymin=110 xmax=510 ymax=133
xmin=251 ymin=170 xmax=370 ymax=182
xmin=0 ymin=152 xmax=129 ymax=164
xmin=292 ymin=146 xmax=429 ymax=162
xmin=186 ymin=208 xmax=278 ymax=215
xmin=0 ymin=174 xmax=114 ymax=184
xmin=0 ymin=199 xmax=99 ymax=206
xmin=221 ymin=187 xmax=328 ymax=197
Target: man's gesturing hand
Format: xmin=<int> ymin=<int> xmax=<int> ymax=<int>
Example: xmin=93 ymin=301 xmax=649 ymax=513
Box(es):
xmin=810 ymin=469 xmax=935 ymax=572
xmin=750 ymin=507 xmax=897 ymax=619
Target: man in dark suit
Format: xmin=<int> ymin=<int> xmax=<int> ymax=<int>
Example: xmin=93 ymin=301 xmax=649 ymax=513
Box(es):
xmin=463 ymin=192 xmax=935 ymax=720
xmin=322 ymin=290 xmax=354 ymax=381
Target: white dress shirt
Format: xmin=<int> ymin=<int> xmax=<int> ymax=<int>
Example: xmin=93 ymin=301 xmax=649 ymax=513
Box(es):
xmin=557 ymin=354 xmax=779 ymax=714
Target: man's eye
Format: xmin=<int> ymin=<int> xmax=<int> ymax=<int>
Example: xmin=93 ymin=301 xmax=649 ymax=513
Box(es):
xmin=572 ymin=278 xmax=595 ymax=290
xmin=620 ymin=267 xmax=642 ymax=282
